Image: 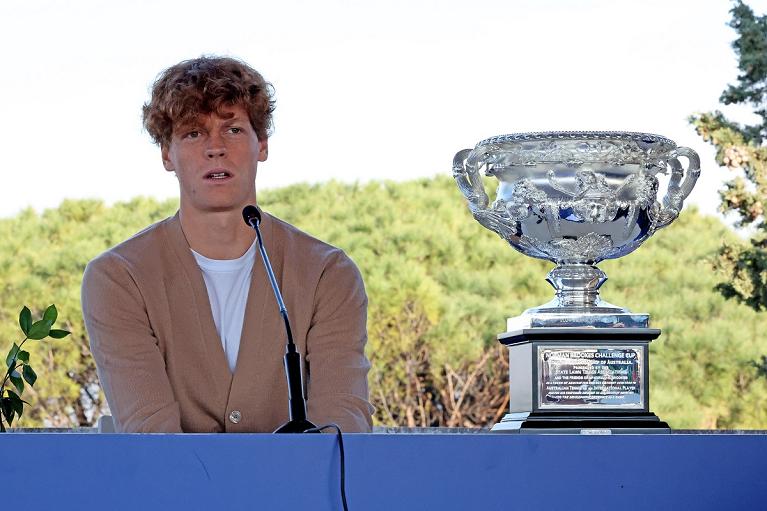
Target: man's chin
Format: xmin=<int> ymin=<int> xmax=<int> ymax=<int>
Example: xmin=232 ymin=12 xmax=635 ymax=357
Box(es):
xmin=183 ymin=202 xmax=255 ymax=216
xmin=207 ymin=205 xmax=243 ymax=214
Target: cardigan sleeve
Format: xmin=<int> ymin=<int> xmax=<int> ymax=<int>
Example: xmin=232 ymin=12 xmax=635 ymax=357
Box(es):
xmin=82 ymin=254 xmax=182 ymax=433
xmin=305 ymin=250 xmax=374 ymax=433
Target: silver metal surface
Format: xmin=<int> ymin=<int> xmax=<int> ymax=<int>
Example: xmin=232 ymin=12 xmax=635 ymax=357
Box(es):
xmin=507 ymin=306 xmax=650 ymax=330
xmin=490 ymin=412 xmax=530 ymax=431
xmin=453 ymin=131 xmax=700 ymax=325
xmin=508 ymin=343 xmax=533 ymax=413
xmin=229 ymin=410 xmax=242 ymax=424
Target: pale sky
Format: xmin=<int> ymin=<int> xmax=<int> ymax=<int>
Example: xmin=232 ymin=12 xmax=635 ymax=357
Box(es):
xmin=1 ymin=0 xmax=765 ymax=219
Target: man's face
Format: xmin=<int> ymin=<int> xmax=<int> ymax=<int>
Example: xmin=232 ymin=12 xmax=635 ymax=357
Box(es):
xmin=161 ymin=103 xmax=267 ymax=215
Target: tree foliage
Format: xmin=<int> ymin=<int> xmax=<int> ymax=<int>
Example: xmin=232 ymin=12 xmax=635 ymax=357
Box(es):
xmin=691 ymin=0 xmax=767 ymax=310
xmin=0 ymin=198 xmax=172 ymax=427
xmin=1 ymin=177 xmax=766 ymax=429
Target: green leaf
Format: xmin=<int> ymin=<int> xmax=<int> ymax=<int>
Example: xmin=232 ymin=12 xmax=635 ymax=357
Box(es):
xmin=7 ymin=390 xmax=23 ymax=417
xmin=9 ymin=371 xmax=24 ymax=395
xmin=48 ymin=329 xmax=71 ymax=339
xmin=22 ymin=365 xmax=37 ymax=387
xmin=27 ymin=319 xmax=52 ymax=340
xmin=17 ymin=350 xmax=29 ymax=363
xmin=5 ymin=343 xmax=19 ymax=368
xmin=43 ymin=304 xmax=58 ymax=325
xmin=1 ymin=397 xmax=15 ymax=426
xmin=19 ymin=306 xmax=32 ymax=336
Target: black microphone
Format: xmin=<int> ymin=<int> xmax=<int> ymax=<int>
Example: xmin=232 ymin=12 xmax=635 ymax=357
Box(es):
xmin=242 ymin=205 xmax=317 ymax=434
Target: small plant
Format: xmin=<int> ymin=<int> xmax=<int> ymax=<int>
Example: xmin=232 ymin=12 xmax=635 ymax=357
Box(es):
xmin=1 ymin=305 xmax=70 ymax=432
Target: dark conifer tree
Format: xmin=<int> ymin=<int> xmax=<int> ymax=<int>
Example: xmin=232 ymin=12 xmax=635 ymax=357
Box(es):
xmin=692 ymin=0 xmax=767 ymax=310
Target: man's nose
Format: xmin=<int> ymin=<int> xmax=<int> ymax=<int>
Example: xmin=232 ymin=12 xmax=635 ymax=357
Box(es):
xmin=205 ymin=135 xmax=226 ymax=158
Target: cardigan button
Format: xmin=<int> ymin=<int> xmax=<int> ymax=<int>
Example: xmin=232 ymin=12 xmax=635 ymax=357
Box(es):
xmin=228 ymin=410 xmax=242 ymax=424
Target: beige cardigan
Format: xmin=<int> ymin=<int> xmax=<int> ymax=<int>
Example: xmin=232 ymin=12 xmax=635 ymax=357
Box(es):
xmin=82 ymin=211 xmax=373 ymax=433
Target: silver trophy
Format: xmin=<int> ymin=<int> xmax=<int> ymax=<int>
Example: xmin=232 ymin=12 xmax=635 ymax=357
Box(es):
xmin=453 ymin=131 xmax=700 ymax=432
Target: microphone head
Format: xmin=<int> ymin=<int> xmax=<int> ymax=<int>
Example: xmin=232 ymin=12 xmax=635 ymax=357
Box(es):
xmin=242 ymin=205 xmax=261 ymax=227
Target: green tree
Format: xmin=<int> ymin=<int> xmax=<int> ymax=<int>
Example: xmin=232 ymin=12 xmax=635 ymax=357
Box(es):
xmin=0 ymin=197 xmax=176 ymax=427
xmin=691 ymin=0 xmax=767 ymax=310
xmin=263 ymin=178 xmax=767 ymax=429
xmin=1 ymin=178 xmax=766 ymax=429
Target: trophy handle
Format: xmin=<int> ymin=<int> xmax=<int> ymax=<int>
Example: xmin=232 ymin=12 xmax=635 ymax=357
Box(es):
xmin=453 ymin=148 xmax=490 ymax=212
xmin=655 ymin=146 xmax=701 ymax=229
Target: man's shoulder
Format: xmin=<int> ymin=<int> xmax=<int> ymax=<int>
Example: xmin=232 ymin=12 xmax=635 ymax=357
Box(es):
xmin=265 ymin=211 xmax=365 ymax=288
xmin=86 ymin=215 xmax=176 ymax=273
xmin=266 ymin=212 xmax=366 ymax=305
xmin=267 ymin=212 xmax=347 ymax=263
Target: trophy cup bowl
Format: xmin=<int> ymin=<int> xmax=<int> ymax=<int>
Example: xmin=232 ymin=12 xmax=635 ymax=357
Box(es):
xmin=453 ymin=131 xmax=701 ymax=329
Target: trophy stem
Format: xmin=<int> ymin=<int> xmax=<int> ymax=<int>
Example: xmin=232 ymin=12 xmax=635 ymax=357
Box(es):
xmin=546 ymin=264 xmax=607 ymax=308
xmin=508 ymin=263 xmax=649 ymax=330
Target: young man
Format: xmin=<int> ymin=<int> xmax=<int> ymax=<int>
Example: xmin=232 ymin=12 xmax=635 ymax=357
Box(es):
xmin=82 ymin=56 xmax=373 ymax=433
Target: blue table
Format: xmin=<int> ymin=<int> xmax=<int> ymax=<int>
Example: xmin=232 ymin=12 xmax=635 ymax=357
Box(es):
xmin=4 ymin=432 xmax=766 ymax=510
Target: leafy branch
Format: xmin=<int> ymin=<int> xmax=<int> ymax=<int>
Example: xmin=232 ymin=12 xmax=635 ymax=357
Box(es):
xmin=1 ymin=305 xmax=70 ymax=432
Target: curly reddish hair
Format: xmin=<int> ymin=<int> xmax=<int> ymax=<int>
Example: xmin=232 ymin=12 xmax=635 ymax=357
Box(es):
xmin=142 ymin=56 xmax=275 ymax=147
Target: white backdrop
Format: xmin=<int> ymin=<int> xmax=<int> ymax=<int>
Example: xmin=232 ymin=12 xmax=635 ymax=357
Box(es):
xmin=1 ymin=0 xmax=765 ymax=219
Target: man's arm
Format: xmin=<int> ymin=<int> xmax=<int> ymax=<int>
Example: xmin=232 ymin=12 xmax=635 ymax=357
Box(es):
xmin=305 ymin=250 xmax=374 ymax=432
xmin=82 ymin=254 xmax=182 ymax=433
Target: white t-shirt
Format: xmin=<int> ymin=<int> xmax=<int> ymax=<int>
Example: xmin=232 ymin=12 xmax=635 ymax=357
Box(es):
xmin=191 ymin=240 xmax=257 ymax=373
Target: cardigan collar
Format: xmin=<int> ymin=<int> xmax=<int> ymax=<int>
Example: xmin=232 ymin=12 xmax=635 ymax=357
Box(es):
xmin=160 ymin=209 xmax=279 ymax=382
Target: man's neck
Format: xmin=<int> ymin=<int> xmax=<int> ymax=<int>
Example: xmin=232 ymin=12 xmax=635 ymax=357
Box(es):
xmin=179 ymin=207 xmax=257 ymax=260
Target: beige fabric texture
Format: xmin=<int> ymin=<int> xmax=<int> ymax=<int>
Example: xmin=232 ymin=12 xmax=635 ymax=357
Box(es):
xmin=82 ymin=211 xmax=373 ymax=433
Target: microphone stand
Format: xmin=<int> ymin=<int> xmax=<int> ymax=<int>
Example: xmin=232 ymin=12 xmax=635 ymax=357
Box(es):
xmin=243 ymin=206 xmax=317 ymax=434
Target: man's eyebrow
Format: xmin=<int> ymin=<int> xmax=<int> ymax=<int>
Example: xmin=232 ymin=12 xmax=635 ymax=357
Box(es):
xmin=222 ymin=114 xmax=246 ymax=123
xmin=175 ymin=120 xmax=201 ymax=131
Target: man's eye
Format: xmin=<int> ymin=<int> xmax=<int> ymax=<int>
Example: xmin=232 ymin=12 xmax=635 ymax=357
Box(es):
xmin=185 ymin=130 xmax=200 ymax=139
xmin=228 ymin=127 xmax=242 ymax=134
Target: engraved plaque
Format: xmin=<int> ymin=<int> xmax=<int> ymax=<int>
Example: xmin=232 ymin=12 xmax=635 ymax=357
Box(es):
xmin=537 ymin=346 xmax=643 ymax=409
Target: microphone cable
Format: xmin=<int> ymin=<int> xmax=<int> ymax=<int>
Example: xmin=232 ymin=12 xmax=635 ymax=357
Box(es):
xmin=305 ymin=423 xmax=348 ymax=511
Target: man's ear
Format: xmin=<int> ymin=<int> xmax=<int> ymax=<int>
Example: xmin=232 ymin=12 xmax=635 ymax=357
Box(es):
xmin=259 ymin=139 xmax=268 ymax=162
xmin=161 ymin=145 xmax=175 ymax=172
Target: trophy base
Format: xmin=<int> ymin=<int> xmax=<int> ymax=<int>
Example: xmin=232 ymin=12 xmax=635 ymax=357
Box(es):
xmin=492 ymin=411 xmax=670 ymax=434
xmin=494 ymin=327 xmax=669 ymax=433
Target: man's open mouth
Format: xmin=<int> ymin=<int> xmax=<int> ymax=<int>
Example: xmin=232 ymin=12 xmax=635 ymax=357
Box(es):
xmin=205 ymin=171 xmax=232 ymax=180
